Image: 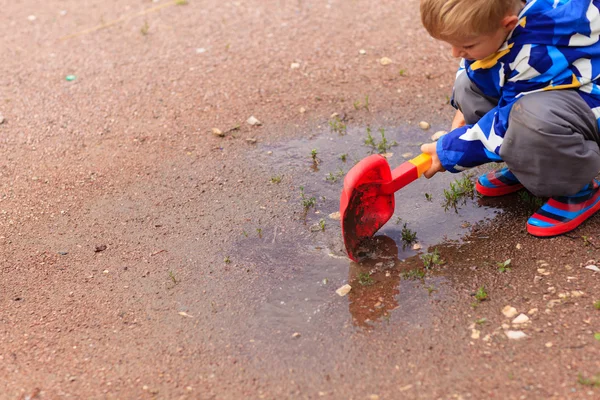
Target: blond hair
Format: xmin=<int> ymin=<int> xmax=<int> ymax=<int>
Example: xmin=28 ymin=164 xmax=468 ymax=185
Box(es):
xmin=421 ymin=0 xmax=522 ymax=40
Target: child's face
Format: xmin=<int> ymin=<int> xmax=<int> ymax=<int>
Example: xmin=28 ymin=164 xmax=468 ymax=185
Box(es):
xmin=446 ymin=26 xmax=510 ymax=61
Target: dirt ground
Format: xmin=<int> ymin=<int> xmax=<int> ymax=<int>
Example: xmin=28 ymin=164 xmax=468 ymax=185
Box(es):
xmin=1 ymin=0 xmax=599 ymax=399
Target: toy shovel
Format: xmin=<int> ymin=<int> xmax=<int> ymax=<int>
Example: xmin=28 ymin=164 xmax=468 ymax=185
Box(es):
xmin=340 ymin=153 xmax=432 ymax=261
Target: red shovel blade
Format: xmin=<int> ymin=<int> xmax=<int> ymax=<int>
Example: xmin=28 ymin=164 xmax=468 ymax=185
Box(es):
xmin=340 ymin=154 xmax=432 ymax=261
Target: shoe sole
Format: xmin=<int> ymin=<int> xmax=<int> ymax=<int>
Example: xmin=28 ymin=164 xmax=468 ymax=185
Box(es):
xmin=476 ymin=182 xmax=524 ymax=197
xmin=527 ymin=189 xmax=600 ymax=237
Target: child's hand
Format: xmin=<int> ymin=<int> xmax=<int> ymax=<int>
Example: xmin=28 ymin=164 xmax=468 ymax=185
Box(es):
xmin=420 ymin=142 xmax=446 ymax=179
xmin=451 ymin=110 xmax=466 ymax=130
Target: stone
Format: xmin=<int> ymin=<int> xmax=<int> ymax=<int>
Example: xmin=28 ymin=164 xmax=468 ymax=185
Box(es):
xmin=471 ymin=329 xmax=481 ymax=340
xmin=505 ymin=330 xmax=527 ymax=340
xmin=336 ymin=284 xmax=352 ymax=297
xmin=328 ymin=211 xmax=341 ymax=220
xmin=290 ymin=62 xmax=300 ymax=69
xmin=419 ymin=121 xmax=431 ymax=130
xmin=247 ymin=116 xmax=262 ymax=126
xmin=585 ymin=265 xmax=600 ymax=272
xmin=292 ymin=332 xmax=301 ymax=338
xmin=512 ymin=314 xmax=530 ymax=324
xmin=502 ymin=305 xmax=518 ymax=319
xmin=379 ymin=57 xmax=392 ymax=66
xmin=359 ymin=49 xmax=367 ymax=55
xmin=212 ymin=128 xmax=224 ymax=137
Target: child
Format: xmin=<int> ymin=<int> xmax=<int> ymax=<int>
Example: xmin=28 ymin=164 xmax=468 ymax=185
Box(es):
xmin=419 ymin=0 xmax=600 ymax=237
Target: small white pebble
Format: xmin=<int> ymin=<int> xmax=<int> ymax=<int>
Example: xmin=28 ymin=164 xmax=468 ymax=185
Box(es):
xmin=502 ymin=305 xmax=518 ymax=319
xmin=419 ymin=121 xmax=431 ymax=130
xmin=336 ymin=284 xmax=352 ymax=297
xmin=512 ymin=314 xmax=530 ymax=324
xmin=505 ymin=330 xmax=527 ymax=340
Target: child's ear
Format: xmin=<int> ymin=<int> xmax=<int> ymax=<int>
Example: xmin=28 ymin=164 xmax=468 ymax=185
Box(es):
xmin=502 ymin=15 xmax=520 ymax=31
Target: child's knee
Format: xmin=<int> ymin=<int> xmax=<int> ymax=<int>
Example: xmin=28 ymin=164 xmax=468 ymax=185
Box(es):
xmin=451 ymin=72 xmax=473 ymax=111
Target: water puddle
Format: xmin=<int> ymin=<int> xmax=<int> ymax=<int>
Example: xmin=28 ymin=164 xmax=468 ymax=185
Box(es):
xmin=241 ymin=124 xmax=508 ymax=335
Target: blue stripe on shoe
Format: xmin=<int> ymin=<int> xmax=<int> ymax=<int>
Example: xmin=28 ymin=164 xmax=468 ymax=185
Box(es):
xmin=527 ymin=218 xmax=554 ymax=228
xmin=538 ymin=202 xmax=599 ymax=220
xmin=478 ymin=167 xmax=519 ymax=189
xmin=478 ymin=174 xmax=497 ymax=188
xmin=536 ymin=188 xmax=600 ymax=221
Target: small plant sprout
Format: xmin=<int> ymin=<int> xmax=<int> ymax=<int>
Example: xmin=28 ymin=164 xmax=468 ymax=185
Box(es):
xmin=353 ymin=95 xmax=370 ymax=111
xmin=376 ymin=128 xmax=398 ymax=154
xmin=426 ymin=285 xmax=436 ymax=295
xmin=242 ymin=231 xmax=248 ymax=237
xmin=364 ymin=126 xmax=376 ymax=148
xmin=401 ymin=223 xmax=417 ymax=244
xmin=224 ymin=256 xmax=231 ymax=264
xmin=326 ymin=172 xmax=337 ymax=182
xmin=421 ymin=248 xmax=443 ymax=269
xmin=175 ymin=0 xmax=189 ymax=5
xmin=329 ymin=116 xmax=347 ymax=135
xmin=358 ymin=272 xmax=374 ymax=286
xmin=594 ymin=300 xmax=600 ymax=310
xmin=395 ymin=216 xmax=403 ymax=225
xmin=310 ymin=149 xmax=320 ymax=166
xmin=270 ymin=175 xmax=283 ymax=184
xmin=401 ymin=268 xmax=426 ymax=280
xmin=299 ymin=186 xmax=317 ymax=214
xmin=169 ymin=270 xmax=177 ymax=284
xmin=399 ymin=69 xmax=406 ymax=77
xmin=443 ymin=174 xmax=476 ymax=212
xmin=475 ymin=318 xmax=488 ymax=325
xmin=257 ymin=228 xmax=263 ymax=238
xmin=475 ymin=286 xmax=488 ymax=302
xmin=141 ymin=20 xmax=149 ymax=35
xmin=319 ymin=219 xmax=326 ymax=231
xmin=340 ymin=153 xmax=348 ymax=162
xmin=497 ymin=259 xmax=512 ymax=273
xmin=595 ymin=332 xmax=600 ymax=341
xmin=425 ymin=193 xmax=433 ymax=202
xmin=577 ymin=374 xmax=600 ymax=388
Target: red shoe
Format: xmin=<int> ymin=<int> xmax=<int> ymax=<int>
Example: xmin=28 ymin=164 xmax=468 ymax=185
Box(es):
xmin=476 ymin=167 xmax=524 ymax=197
xmin=527 ymin=181 xmax=600 ymax=237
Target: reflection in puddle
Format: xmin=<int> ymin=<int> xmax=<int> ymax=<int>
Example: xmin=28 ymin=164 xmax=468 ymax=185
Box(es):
xmin=243 ymin=125 xmax=507 ymax=334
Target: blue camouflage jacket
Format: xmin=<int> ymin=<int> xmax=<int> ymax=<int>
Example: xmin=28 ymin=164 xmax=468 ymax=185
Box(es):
xmin=438 ymin=0 xmax=600 ymax=173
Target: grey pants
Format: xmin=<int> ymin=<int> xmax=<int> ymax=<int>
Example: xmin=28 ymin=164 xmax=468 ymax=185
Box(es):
xmin=453 ymin=72 xmax=600 ymax=197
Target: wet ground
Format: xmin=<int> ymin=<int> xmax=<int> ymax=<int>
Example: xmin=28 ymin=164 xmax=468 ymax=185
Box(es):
xmin=1 ymin=0 xmax=600 ymax=398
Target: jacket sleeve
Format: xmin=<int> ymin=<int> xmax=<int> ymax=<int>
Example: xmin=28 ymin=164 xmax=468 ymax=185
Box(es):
xmin=436 ymin=100 xmax=513 ymax=173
